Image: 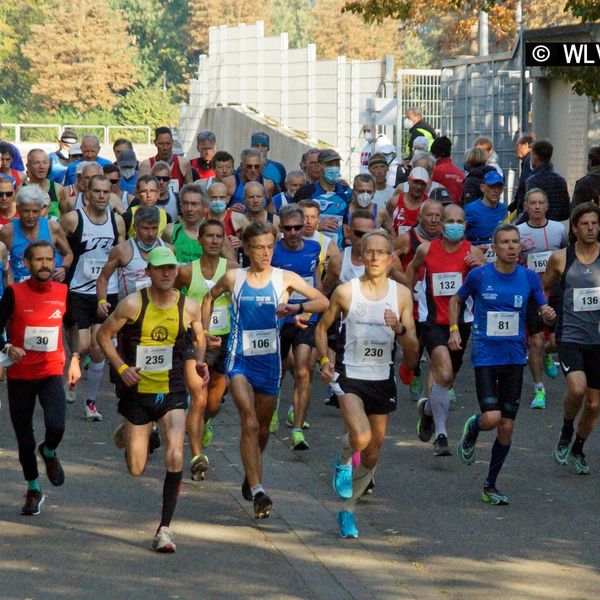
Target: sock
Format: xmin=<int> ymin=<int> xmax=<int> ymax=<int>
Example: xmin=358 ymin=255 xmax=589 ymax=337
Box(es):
xmin=571 ymin=434 xmax=586 ymax=455
xmin=159 ymin=471 xmax=182 ymax=529
xmin=534 ymin=382 xmax=544 ymax=391
xmin=468 ymin=415 xmax=480 ymax=439
xmin=484 ymin=439 xmax=511 ymax=489
xmin=342 ymin=464 xmax=374 ymax=513
xmin=250 ymin=484 xmax=264 ymax=496
xmin=85 ymin=360 xmax=105 ymax=402
xmin=42 ymin=444 xmax=56 ymax=458
xmin=292 ymin=427 xmax=302 ymax=434
xmin=28 ymin=478 xmax=41 ymax=493
xmin=430 ymin=384 xmax=450 ymax=437
xmin=561 ymin=418 xmax=575 ymax=440
xmin=340 ymin=433 xmax=353 ymax=465
xmin=423 ymin=399 xmax=432 ymax=416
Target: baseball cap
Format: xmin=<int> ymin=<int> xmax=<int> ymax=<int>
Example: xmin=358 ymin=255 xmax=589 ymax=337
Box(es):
xmin=147 ymin=246 xmax=179 ymax=268
xmin=60 ymin=130 xmax=78 ymax=144
xmin=318 ymin=148 xmax=342 ymax=163
xmin=408 ymin=166 xmax=430 ymax=183
xmin=117 ymin=148 xmax=137 ymax=168
xmin=69 ymin=143 xmax=82 ymax=157
xmin=483 ymin=170 xmax=505 ymax=186
xmin=251 ymin=132 xmax=270 ymax=148
xmin=412 ymin=136 xmax=430 ymax=151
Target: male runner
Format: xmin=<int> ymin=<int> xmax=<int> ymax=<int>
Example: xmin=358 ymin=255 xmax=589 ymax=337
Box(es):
xmin=545 ymin=203 xmax=600 ymax=474
xmin=0 ymin=240 xmax=81 ymax=515
xmin=200 ymin=221 xmax=328 ymax=518
xmin=315 ymin=230 xmax=418 ymax=538
xmin=97 ymin=246 xmax=208 ymax=553
xmin=451 ymin=224 xmax=555 ymax=504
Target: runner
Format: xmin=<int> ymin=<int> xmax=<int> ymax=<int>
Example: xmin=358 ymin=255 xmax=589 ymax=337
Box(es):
xmin=0 ymin=240 xmax=81 ymax=515
xmin=24 ymin=149 xmax=63 ymax=219
xmin=223 ymin=148 xmax=276 ymax=208
xmin=345 ymin=173 xmax=393 ymax=234
xmin=407 ymin=204 xmax=485 ymax=455
xmin=152 ymin=161 xmax=180 ymax=221
xmin=96 ymin=246 xmax=208 ymax=553
xmin=60 ymin=174 xmax=125 ymax=421
xmin=200 ymin=220 xmax=328 ymax=518
xmin=544 ymin=203 xmax=600 ymax=474
xmin=206 ymin=182 xmax=247 ymax=258
xmin=387 ymin=166 xmax=429 ymax=236
xmin=0 ymin=177 xmax=18 ymax=227
xmin=123 ymin=175 xmax=171 ymax=238
xmin=175 ymin=219 xmax=239 ymax=480
xmin=315 ymin=230 xmax=418 ymax=538
xmin=451 ymin=224 xmax=555 ymax=504
xmin=517 ymin=188 xmax=567 ymax=408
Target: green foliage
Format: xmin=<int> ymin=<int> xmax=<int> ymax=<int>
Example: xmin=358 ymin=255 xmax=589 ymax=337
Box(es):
xmin=547 ymin=67 xmax=600 ymax=101
xmin=564 ymin=0 xmax=600 ymax=22
xmin=271 ymin=0 xmax=311 ymax=48
xmin=116 ymin=84 xmax=180 ymax=129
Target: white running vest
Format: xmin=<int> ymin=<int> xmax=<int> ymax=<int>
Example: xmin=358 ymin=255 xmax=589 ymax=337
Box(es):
xmin=119 ymin=238 xmax=165 ymax=299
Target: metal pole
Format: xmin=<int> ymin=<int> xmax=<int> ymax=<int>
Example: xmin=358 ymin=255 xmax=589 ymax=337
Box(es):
xmin=479 ymin=11 xmax=489 ymax=56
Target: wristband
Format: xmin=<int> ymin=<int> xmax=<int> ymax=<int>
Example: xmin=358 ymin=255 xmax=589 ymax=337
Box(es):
xmin=203 ymin=329 xmax=210 ymax=334
xmin=319 ymin=357 xmax=330 ymax=367
xmin=71 ymin=352 xmax=80 ymax=359
xmin=117 ymin=363 xmax=129 ymax=375
xmin=98 ymin=299 xmax=108 ymax=305
xmin=449 ymin=325 xmax=459 ymax=332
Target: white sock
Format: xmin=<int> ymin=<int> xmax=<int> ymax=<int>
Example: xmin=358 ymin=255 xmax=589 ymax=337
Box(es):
xmin=342 ymin=464 xmax=374 ymax=513
xmin=85 ymin=360 xmax=105 ymax=402
xmin=430 ymin=383 xmax=450 ymax=437
xmin=534 ymin=382 xmax=544 ymax=391
xmin=250 ymin=484 xmax=264 ymax=496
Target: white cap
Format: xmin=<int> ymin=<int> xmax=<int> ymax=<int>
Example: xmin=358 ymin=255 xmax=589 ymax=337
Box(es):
xmin=408 ymin=166 xmax=430 ymax=183
xmin=69 ymin=143 xmax=82 ymax=156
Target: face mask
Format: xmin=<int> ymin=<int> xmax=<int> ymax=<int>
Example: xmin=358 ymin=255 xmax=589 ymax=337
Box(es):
xmin=210 ymin=200 xmax=227 ymax=214
xmin=138 ymin=239 xmax=157 ymax=252
xmin=356 ymin=192 xmax=373 ymax=208
xmin=404 ymin=117 xmax=414 ymax=129
xmin=322 ymin=166 xmax=340 ymax=184
xmin=443 ymin=223 xmax=465 ymax=242
xmin=120 ymin=168 xmax=135 ymax=180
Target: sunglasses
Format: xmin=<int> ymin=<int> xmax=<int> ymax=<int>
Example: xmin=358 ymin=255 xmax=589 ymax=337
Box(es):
xmin=282 ymin=224 xmax=303 ymax=232
xmin=353 ymin=229 xmax=369 ymax=238
xmin=245 ymin=164 xmax=260 ymax=170
xmin=155 ymin=175 xmax=170 ymax=182
xmin=108 ymin=178 xmax=120 ymax=184
xmin=0 ymin=191 xmax=14 ymax=197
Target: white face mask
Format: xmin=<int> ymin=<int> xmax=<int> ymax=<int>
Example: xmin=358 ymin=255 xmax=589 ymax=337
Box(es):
xmin=356 ymin=192 xmax=373 ymax=208
xmin=404 ymin=117 xmax=414 ymax=129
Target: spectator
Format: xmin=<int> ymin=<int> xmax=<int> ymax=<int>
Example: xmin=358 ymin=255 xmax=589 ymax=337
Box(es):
xmin=462 ymin=147 xmax=496 ymax=206
xmin=404 ymin=106 xmax=437 ymax=159
xmin=474 ymin=136 xmax=503 ymax=176
xmin=509 ymin=133 xmax=536 ymax=215
xmin=431 ymin=136 xmax=464 ymax=204
xmin=572 ymin=146 xmax=600 ymax=208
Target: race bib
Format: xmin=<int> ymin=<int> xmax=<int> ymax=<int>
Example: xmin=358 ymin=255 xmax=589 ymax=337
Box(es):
xmin=356 ymin=339 xmax=391 ymax=364
xmin=209 ymin=306 xmax=228 ymax=332
xmin=432 ymin=272 xmax=462 ymax=296
xmin=135 ymin=345 xmax=173 ymax=371
xmin=169 ymin=178 xmax=180 ymax=194
xmin=573 ymin=287 xmax=600 ymax=312
xmin=24 ymin=326 xmax=59 ymax=352
xmin=83 ymin=258 xmax=105 ymax=279
xmin=527 ymin=251 xmax=553 ymax=274
xmin=242 ymin=329 xmax=277 ymax=356
xmin=484 ymin=247 xmax=496 ymax=263
xmin=397 ymin=225 xmax=411 ymax=235
xmin=290 ymin=276 xmax=314 ymax=301
xmin=486 ymin=312 xmax=518 ymax=336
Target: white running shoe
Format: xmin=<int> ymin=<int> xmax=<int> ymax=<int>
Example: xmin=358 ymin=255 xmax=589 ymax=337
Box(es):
xmin=84 ymin=400 xmax=102 ymax=421
xmin=152 ymin=526 xmax=176 ymax=553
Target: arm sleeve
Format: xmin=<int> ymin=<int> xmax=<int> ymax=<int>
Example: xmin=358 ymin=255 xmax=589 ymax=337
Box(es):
xmin=527 ymin=269 xmax=547 ymax=307
xmin=457 ymin=267 xmax=481 ymax=302
xmin=0 ymin=286 xmax=15 ymax=338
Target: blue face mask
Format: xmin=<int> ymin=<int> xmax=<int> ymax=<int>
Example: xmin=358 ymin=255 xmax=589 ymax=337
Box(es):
xmin=210 ymin=200 xmax=227 ymax=214
xmin=322 ymin=166 xmax=340 ymax=184
xmin=443 ymin=223 xmax=465 ymax=241
xmin=138 ymin=239 xmax=157 ymax=252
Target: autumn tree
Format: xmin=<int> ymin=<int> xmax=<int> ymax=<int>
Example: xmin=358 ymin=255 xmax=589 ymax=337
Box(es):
xmin=22 ymin=0 xmax=137 ymax=112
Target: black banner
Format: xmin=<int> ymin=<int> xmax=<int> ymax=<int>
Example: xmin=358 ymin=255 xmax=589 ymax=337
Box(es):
xmin=525 ymin=42 xmax=600 ymax=67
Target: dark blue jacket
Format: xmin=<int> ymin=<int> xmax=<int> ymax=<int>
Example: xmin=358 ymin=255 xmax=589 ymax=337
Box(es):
xmin=572 ymin=167 xmax=600 ymax=208
xmin=526 ymin=163 xmax=570 ymax=221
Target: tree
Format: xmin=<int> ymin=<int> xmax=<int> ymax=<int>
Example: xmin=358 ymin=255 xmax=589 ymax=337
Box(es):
xmin=22 ymin=0 xmax=137 ymax=112
xmin=271 ymin=0 xmax=311 ymax=48
xmin=117 ymin=84 xmax=180 ymax=128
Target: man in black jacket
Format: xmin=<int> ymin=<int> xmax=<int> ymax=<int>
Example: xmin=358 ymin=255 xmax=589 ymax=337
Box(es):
xmin=572 ymin=146 xmax=600 ymax=208
xmin=526 ymin=140 xmax=570 ymax=222
xmin=404 ymin=107 xmax=437 ymax=159
xmin=509 ymin=133 xmax=535 ymax=215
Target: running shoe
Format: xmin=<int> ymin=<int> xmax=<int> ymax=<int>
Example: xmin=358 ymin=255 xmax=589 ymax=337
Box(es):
xmin=291 ymin=430 xmax=309 ymax=451
xmin=113 ymin=423 xmax=126 ymax=449
xmin=337 ymin=510 xmax=359 ymax=538
xmin=553 ymin=434 xmax=572 ymax=465
xmin=567 ymin=449 xmax=590 ymax=475
xmin=448 ymin=387 xmax=457 ymax=404
xmin=38 ymin=443 xmax=64 ymax=486
xmin=149 ymin=426 xmax=161 ymax=454
xmin=482 ymin=486 xmax=509 ymax=505
xmin=286 ymin=407 xmax=310 ymax=430
xmin=530 ymin=388 xmax=546 ymax=409
xmin=190 ymin=454 xmax=209 ymax=481
xmin=457 ymin=415 xmax=478 ymax=464
xmin=433 ymin=434 xmax=452 ymax=457
xmin=241 ymin=477 xmax=253 ymax=501
xmin=253 ymin=491 xmax=272 ymax=519
xmin=21 ymin=490 xmax=45 ymax=516
xmin=409 ymin=375 xmax=423 ymax=402
xmin=84 ymin=400 xmax=102 ymax=421
xmin=416 ymin=397 xmax=434 ymax=442
xmin=202 ymin=419 xmax=213 ymax=448
xmin=152 ymin=526 xmax=176 ymax=553
xmin=269 ymin=405 xmax=279 ymax=434
xmin=65 ymin=382 xmax=76 ymax=404
xmin=544 ymin=353 xmax=558 ymax=378
xmin=324 ymin=394 xmax=340 ymax=408
xmin=332 ymin=452 xmax=353 ymax=499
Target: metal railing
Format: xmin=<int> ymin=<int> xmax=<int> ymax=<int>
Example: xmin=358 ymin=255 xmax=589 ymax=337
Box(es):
xmin=1 ymin=124 xmax=151 ymax=146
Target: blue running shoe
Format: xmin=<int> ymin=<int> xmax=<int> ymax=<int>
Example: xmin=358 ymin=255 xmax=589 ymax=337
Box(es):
xmin=554 ymin=434 xmax=571 ymax=465
xmin=457 ymin=415 xmax=478 ymax=464
xmin=544 ymin=353 xmax=558 ymax=378
xmin=567 ymin=449 xmax=590 ymax=475
xmin=332 ymin=452 xmax=353 ymax=499
xmin=482 ymin=486 xmax=509 ymax=505
xmin=337 ymin=510 xmax=358 ymax=538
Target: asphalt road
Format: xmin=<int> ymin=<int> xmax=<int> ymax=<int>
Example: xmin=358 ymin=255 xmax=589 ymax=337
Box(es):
xmin=1 ymin=350 xmax=599 ymax=600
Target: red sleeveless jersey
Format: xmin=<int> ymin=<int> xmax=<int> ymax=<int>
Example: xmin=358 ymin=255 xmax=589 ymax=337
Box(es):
xmin=149 ymin=155 xmax=185 ymax=190
xmin=190 ymin=157 xmax=215 ymax=179
xmin=392 ymin=192 xmax=425 ymax=236
xmin=7 ymin=280 xmax=68 ymax=379
xmin=421 ymin=238 xmax=472 ymax=325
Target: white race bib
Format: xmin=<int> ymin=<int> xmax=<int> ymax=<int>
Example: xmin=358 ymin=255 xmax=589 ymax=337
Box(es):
xmin=209 ymin=307 xmax=228 ymax=332
xmin=432 ymin=272 xmax=462 ymax=296
xmin=290 ymin=276 xmax=314 ymax=301
xmin=169 ymin=178 xmax=180 ymax=194
xmin=24 ymin=326 xmax=59 ymax=352
xmin=242 ymin=329 xmax=277 ymax=356
xmin=83 ymin=258 xmax=105 ymax=279
xmin=484 ymin=247 xmax=496 ymax=263
xmin=527 ymin=251 xmax=553 ymax=274
xmin=135 ymin=345 xmax=173 ymax=371
xmin=486 ymin=312 xmax=519 ymax=336
xmin=573 ymin=287 xmax=600 ymax=312
xmin=397 ymin=225 xmax=411 ymax=235
xmin=356 ymin=339 xmax=391 ymax=364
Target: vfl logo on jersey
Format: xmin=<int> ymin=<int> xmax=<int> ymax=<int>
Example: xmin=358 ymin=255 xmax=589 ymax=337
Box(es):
xmin=48 ymin=310 xmax=63 ymax=319
xmin=514 ymin=295 xmax=523 ymax=308
xmin=355 ymin=302 xmax=367 ymax=317
xmin=150 ymin=326 xmax=169 ymax=342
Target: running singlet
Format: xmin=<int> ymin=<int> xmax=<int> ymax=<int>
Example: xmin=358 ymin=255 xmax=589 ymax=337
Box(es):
xmin=310 ymin=182 xmax=352 ymax=249
xmin=392 ymin=192 xmax=422 ymax=236
xmin=271 ymin=239 xmax=320 ymax=323
xmin=190 ymin=157 xmax=215 ymax=180
xmin=304 ymin=231 xmax=329 ymax=275
xmin=340 ymin=247 xmax=364 ymax=283
xmin=186 ymin=257 xmax=231 ymax=335
xmin=231 ymin=173 xmax=267 ymax=207
xmin=10 ymin=218 xmax=53 ymax=283
xmin=517 ymin=220 xmax=567 ymax=275
xmin=458 ymin=263 xmax=546 ymax=367
xmin=117 ymin=287 xmax=187 ymax=394
xmin=419 ymin=238 xmax=473 ymax=325
xmin=337 ymin=277 xmax=398 ymax=380
xmin=262 ymin=160 xmax=286 ymax=188
xmin=68 ymin=208 xmax=119 ymax=295
xmin=226 ymin=268 xmax=285 ymax=395
xmin=171 ymin=222 xmax=202 ymax=263
xmin=556 ymin=245 xmax=600 ymax=346
xmin=127 ymin=206 xmax=168 ymax=238
xmin=119 ymin=238 xmax=165 ymax=299
xmin=149 ymin=155 xmax=185 ymax=194
xmin=157 ymin=189 xmax=179 ymax=221
xmin=4 ymin=280 xmax=68 ymax=379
